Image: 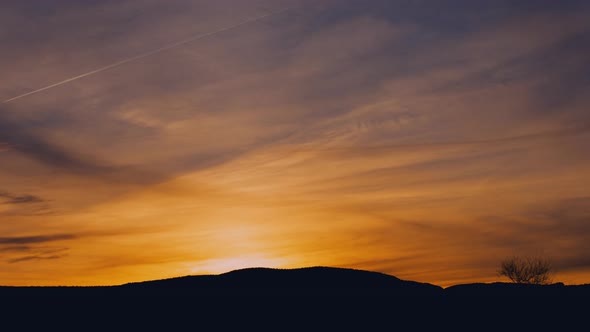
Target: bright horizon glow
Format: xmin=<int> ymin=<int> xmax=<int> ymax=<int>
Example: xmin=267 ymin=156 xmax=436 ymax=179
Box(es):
xmin=188 ymin=255 xmax=293 ymax=275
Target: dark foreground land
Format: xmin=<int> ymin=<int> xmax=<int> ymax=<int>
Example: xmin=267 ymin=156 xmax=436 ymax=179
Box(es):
xmin=3 ymin=267 xmax=589 ymax=327
xmin=2 ymin=266 xmax=589 ymax=297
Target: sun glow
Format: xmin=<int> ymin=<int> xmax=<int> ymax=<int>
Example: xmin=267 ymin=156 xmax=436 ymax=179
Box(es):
xmin=189 ymin=255 xmax=292 ymax=275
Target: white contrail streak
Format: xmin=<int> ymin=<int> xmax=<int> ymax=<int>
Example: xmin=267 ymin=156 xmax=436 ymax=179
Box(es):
xmin=2 ymin=6 xmax=294 ymax=104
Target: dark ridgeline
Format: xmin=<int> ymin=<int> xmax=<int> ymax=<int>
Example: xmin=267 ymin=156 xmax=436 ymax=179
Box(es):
xmin=445 ymin=281 xmax=590 ymax=297
xmin=0 ymin=267 xmax=441 ymax=297
xmin=3 ymin=266 xmax=590 ymax=329
xmin=1 ymin=266 xmax=589 ymax=298
xmin=121 ymin=266 xmax=443 ymax=296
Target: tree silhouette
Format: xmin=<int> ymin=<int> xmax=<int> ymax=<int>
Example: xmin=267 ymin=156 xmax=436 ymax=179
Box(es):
xmin=498 ymin=255 xmax=553 ymax=285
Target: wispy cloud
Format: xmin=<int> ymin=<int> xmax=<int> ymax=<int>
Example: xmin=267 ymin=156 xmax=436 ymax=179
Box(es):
xmin=0 ymin=234 xmax=76 ymax=245
xmin=0 ymin=0 xmax=588 ymax=286
xmin=0 ymin=191 xmax=43 ymax=205
xmin=0 ymin=234 xmax=73 ymax=266
xmin=0 ymin=109 xmax=116 ymax=176
xmin=9 ymin=254 xmax=65 ymax=264
xmin=0 ymin=246 xmax=31 ymax=253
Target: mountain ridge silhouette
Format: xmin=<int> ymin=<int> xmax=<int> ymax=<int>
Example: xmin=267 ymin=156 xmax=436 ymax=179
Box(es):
xmin=2 ymin=266 xmax=589 ymax=298
xmin=5 ymin=266 xmax=588 ymax=329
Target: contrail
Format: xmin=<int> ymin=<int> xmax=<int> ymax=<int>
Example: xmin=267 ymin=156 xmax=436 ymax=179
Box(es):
xmin=2 ymin=6 xmax=294 ymax=104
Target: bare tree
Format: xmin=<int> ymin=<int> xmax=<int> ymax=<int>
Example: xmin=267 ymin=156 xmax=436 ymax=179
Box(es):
xmin=498 ymin=255 xmax=553 ymax=285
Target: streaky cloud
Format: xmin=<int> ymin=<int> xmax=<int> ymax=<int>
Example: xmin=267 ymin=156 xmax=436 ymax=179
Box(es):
xmin=8 ymin=254 xmax=65 ymax=264
xmin=0 ymin=192 xmax=43 ymax=205
xmin=0 ymin=234 xmax=76 ymax=245
xmin=0 ymin=109 xmax=114 ymax=175
xmin=1 ymin=5 xmax=295 ymax=104
xmin=0 ymin=107 xmax=163 ymax=186
xmin=0 ymin=246 xmax=31 ymax=253
xmin=279 ymin=124 xmax=590 ymax=152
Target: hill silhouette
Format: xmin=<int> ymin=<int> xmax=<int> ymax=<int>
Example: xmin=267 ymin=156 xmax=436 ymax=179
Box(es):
xmin=0 ymin=266 xmax=590 ymax=299
xmin=445 ymin=281 xmax=590 ymax=297
xmin=1 ymin=266 xmax=589 ymax=298
xmin=3 ymin=266 xmax=590 ymax=329
xmin=122 ymin=266 xmax=442 ymax=296
xmin=0 ymin=266 xmax=440 ymax=297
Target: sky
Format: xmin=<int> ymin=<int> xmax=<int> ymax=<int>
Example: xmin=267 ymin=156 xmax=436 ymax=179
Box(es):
xmin=1 ymin=0 xmax=589 ymax=287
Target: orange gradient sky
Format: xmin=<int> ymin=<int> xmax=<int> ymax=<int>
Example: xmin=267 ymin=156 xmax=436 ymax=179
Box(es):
xmin=1 ymin=0 xmax=589 ymax=287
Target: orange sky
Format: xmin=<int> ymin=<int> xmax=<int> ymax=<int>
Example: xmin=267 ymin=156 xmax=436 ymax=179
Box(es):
xmin=1 ymin=0 xmax=589 ymax=287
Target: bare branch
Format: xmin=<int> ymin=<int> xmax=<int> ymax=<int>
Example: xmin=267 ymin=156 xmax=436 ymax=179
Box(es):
xmin=498 ymin=255 xmax=553 ymax=285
